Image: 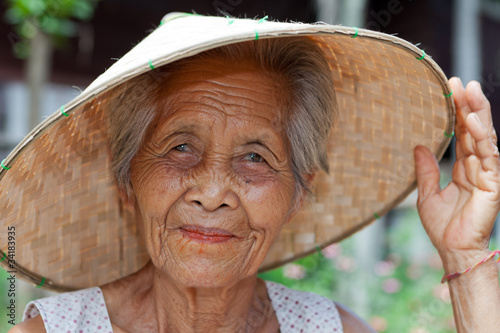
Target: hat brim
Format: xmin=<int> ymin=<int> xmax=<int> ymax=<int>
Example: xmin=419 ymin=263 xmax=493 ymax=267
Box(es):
xmin=0 ymin=13 xmax=454 ymax=291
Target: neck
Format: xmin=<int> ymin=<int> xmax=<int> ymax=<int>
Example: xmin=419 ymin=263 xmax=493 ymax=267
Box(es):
xmin=124 ymin=262 xmax=276 ymax=333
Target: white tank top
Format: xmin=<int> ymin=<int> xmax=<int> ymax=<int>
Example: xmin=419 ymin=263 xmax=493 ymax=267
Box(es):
xmin=23 ymin=280 xmax=343 ymax=332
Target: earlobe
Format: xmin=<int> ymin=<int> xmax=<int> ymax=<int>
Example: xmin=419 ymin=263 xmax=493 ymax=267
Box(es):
xmin=118 ymin=186 xmax=136 ymax=213
xmin=286 ymin=173 xmax=316 ymax=223
xmin=286 ymin=197 xmax=302 ymax=223
xmin=304 ymin=173 xmax=316 ymax=185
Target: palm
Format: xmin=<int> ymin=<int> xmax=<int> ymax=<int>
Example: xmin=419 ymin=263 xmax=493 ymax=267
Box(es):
xmin=415 ymin=78 xmax=500 ymax=255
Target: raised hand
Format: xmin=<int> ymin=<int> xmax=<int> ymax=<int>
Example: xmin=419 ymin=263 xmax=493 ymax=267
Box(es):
xmin=414 ymin=77 xmax=500 ymax=332
xmin=414 ymin=77 xmax=500 ymax=260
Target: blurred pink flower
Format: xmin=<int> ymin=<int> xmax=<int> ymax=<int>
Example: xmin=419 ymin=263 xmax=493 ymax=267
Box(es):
xmin=335 ymin=256 xmax=356 ymax=272
xmin=322 ymin=243 xmax=341 ymax=259
xmin=409 ymin=327 xmax=429 ymax=333
xmin=369 ymin=316 xmax=388 ymax=332
xmin=382 ymin=278 xmax=401 ymax=293
xmin=283 ymin=263 xmax=306 ymax=280
xmin=374 ymin=261 xmax=395 ymax=277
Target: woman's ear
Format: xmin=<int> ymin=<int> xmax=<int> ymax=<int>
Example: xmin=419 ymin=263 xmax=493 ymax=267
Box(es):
xmin=286 ymin=173 xmax=316 ymax=223
xmin=118 ymin=185 xmax=136 ymax=213
xmin=304 ymin=173 xmax=316 ymax=185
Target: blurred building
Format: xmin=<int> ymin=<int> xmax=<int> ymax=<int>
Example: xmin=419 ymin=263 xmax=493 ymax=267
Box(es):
xmin=2 ymin=0 xmax=499 ymax=159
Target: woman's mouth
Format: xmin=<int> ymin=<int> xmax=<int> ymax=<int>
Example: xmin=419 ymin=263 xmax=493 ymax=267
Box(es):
xmin=180 ymin=225 xmax=236 ymax=243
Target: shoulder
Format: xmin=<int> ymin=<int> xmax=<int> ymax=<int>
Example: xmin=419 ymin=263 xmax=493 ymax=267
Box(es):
xmin=8 ymin=315 xmax=46 ymax=333
xmin=19 ymin=287 xmax=111 ymax=333
xmin=265 ymin=280 xmax=343 ymax=330
xmin=265 ymin=280 xmax=375 ymax=332
xmin=22 ymin=286 xmax=103 ymax=317
xmin=265 ymin=280 xmax=335 ymax=308
xmin=335 ymin=302 xmax=376 ymax=333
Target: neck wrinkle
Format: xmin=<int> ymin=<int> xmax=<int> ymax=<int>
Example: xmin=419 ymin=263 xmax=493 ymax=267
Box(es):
xmin=146 ymin=263 xmax=271 ymax=333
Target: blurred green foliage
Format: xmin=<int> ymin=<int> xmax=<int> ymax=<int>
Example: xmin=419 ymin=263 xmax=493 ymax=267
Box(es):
xmin=0 ymin=267 xmax=12 ymax=332
xmin=4 ymin=0 xmax=100 ymax=58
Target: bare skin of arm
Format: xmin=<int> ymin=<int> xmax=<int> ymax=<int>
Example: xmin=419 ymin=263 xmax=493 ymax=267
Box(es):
xmin=336 ymin=302 xmax=376 ymax=333
xmin=443 ymin=252 xmax=500 ymax=331
xmin=415 ymin=77 xmax=500 ymax=331
xmin=7 ymin=315 xmax=45 ymax=333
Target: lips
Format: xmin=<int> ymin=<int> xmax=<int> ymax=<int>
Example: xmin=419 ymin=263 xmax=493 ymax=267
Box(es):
xmin=180 ymin=225 xmax=236 ymax=243
xmin=182 ymin=225 xmax=234 ymax=236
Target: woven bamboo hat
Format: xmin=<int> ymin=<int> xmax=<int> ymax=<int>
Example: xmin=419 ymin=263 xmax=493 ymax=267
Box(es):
xmin=0 ymin=13 xmax=455 ymax=291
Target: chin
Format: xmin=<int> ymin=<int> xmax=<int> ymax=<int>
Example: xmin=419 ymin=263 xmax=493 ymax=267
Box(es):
xmin=173 ymin=264 xmax=245 ymax=288
xmin=165 ymin=253 xmax=262 ymax=288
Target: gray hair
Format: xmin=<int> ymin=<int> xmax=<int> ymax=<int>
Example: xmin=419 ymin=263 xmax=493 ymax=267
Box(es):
xmin=107 ymin=36 xmax=337 ymax=202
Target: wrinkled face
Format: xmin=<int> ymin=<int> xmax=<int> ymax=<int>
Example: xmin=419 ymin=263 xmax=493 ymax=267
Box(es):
xmin=127 ymin=57 xmax=300 ymax=287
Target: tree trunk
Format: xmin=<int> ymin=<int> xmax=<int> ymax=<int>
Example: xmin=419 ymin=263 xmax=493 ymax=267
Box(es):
xmin=453 ymin=0 xmax=481 ymax=83
xmin=315 ymin=0 xmax=342 ymax=24
xmin=26 ymin=28 xmax=53 ymax=131
xmin=341 ymin=0 xmax=369 ymax=26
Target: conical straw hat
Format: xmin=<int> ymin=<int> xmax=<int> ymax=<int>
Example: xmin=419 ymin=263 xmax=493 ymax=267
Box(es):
xmin=0 ymin=13 xmax=454 ymax=291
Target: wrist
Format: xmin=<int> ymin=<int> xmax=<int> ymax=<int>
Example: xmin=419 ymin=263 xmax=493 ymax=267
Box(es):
xmin=439 ymin=249 xmax=499 ymax=283
xmin=439 ymin=249 xmax=491 ymax=273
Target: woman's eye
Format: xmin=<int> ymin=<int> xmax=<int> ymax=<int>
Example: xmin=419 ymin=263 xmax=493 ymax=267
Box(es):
xmin=174 ymin=144 xmax=189 ymax=152
xmin=244 ymin=152 xmax=264 ymax=163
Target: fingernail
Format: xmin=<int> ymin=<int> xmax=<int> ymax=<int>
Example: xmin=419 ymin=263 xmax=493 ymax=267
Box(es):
xmin=472 ymin=112 xmax=480 ymax=122
xmin=473 ymin=81 xmax=483 ymax=97
xmin=414 ymin=146 xmax=423 ymax=160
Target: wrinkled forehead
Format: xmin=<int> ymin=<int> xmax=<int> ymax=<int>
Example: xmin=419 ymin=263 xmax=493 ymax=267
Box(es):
xmin=152 ymin=55 xmax=291 ymax=131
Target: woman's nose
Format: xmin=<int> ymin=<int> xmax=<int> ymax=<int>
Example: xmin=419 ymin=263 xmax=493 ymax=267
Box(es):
xmin=184 ymin=168 xmax=239 ymax=212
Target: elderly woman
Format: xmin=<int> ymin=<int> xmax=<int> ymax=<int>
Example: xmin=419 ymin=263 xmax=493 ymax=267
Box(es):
xmin=3 ymin=13 xmax=500 ymax=333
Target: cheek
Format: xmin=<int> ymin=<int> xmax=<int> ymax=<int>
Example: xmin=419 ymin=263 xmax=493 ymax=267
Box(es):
xmin=132 ymin=151 xmax=188 ymax=196
xmin=131 ymin=159 xmax=191 ymax=265
xmin=130 ymin=157 xmax=188 ymax=230
xmin=244 ymin=177 xmax=295 ymax=234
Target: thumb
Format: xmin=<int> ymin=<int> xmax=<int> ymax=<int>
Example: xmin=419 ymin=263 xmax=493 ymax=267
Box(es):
xmin=414 ymin=145 xmax=441 ymax=201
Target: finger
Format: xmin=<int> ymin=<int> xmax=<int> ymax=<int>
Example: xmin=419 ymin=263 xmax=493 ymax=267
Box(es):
xmin=450 ymin=77 xmax=475 ymax=159
xmin=466 ymin=112 xmax=500 ymax=172
xmin=451 ymin=156 xmax=475 ymax=192
xmin=463 ymin=154 xmax=481 ymax=188
xmin=450 ymin=77 xmax=468 ymax=112
xmin=465 ymin=81 xmax=493 ymax=133
xmin=414 ymin=145 xmax=441 ymax=201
